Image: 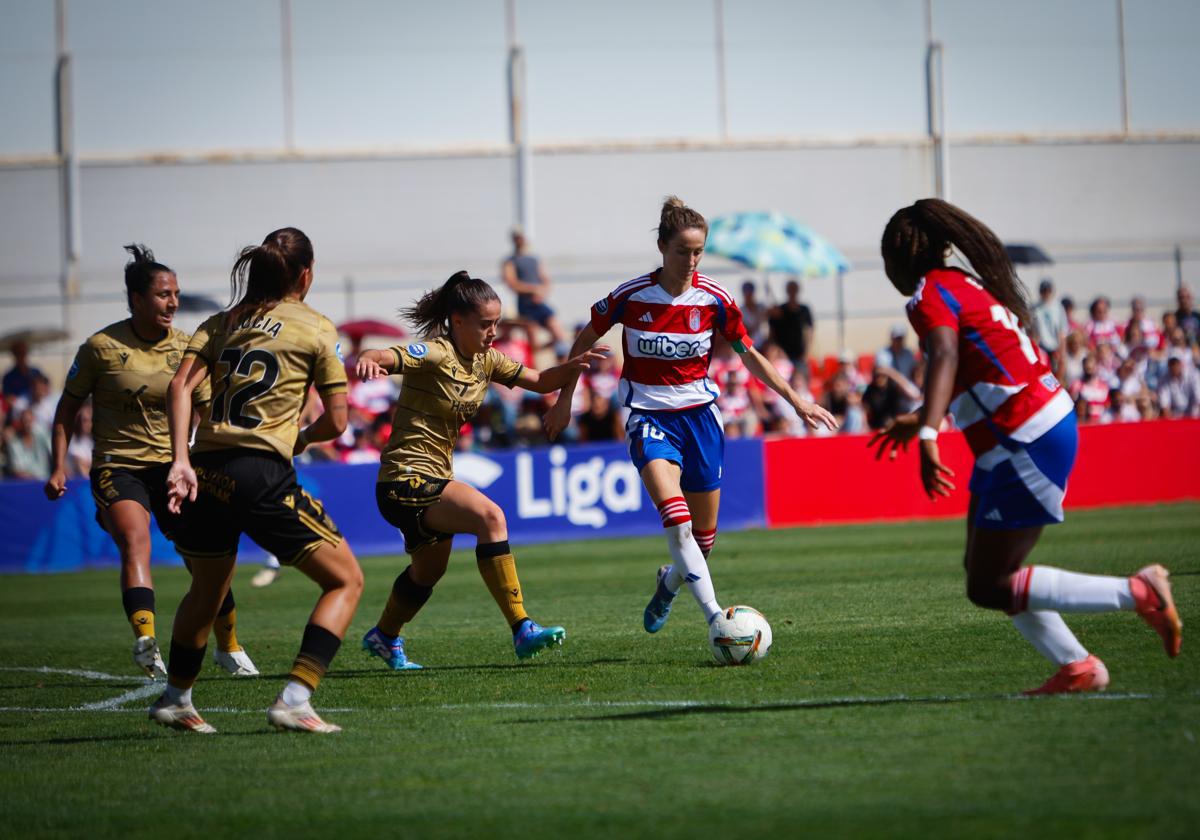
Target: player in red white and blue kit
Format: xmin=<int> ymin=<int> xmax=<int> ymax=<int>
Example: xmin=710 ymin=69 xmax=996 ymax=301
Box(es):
xmin=871 ymin=199 xmax=1182 ymax=694
xmin=546 ymin=197 xmax=836 ymax=635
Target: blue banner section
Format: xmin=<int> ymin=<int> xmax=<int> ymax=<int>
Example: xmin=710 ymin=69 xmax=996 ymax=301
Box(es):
xmin=1 ymin=439 xmax=765 ymax=573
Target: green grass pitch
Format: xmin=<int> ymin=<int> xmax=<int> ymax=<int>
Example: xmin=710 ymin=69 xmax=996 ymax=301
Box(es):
xmin=1 ymin=503 xmax=1197 ymax=838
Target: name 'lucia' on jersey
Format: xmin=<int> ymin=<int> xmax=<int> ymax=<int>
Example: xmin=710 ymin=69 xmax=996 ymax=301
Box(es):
xmin=590 ymin=271 xmax=751 ymax=412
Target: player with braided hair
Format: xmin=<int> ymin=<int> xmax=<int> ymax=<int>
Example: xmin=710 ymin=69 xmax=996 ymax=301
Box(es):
xmin=871 ymin=199 xmax=1182 ymax=694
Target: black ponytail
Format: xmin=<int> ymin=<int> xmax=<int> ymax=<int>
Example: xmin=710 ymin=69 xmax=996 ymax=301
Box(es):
xmin=123 ymin=244 xmax=173 ymax=311
xmin=402 ymin=270 xmax=500 ymax=338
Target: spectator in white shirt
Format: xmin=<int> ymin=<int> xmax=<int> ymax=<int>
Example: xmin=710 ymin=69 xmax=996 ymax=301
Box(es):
xmin=1158 ymin=352 xmax=1200 ymax=418
xmin=1033 ymin=278 xmax=1068 ymax=376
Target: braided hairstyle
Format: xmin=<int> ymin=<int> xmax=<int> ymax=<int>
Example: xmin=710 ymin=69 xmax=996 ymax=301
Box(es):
xmin=881 ymin=198 xmax=1031 ymax=327
xmin=402 ymin=270 xmax=499 ymax=338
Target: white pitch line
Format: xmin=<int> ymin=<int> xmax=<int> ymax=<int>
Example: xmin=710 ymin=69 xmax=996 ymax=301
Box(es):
xmin=0 ymin=666 xmax=149 ymax=682
xmin=76 ymin=682 xmax=164 ymax=711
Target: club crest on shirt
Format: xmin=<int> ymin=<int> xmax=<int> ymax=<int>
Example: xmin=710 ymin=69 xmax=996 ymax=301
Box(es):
xmin=166 ymin=351 xmax=182 ymax=371
xmin=594 ymin=298 xmax=609 ymax=315
xmin=688 ymin=308 xmax=701 ymax=331
xmin=407 ymin=343 xmax=428 ymax=358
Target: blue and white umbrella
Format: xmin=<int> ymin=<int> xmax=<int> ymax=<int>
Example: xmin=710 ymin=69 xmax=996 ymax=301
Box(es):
xmin=707 ymin=212 xmax=850 ymax=278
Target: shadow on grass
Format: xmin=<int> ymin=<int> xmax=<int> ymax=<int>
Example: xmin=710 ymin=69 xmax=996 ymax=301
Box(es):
xmin=511 ymin=693 xmax=992 ymax=724
xmin=324 ymin=657 xmax=632 ymax=680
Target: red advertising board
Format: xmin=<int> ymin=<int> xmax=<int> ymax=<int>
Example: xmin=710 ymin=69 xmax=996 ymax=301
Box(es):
xmin=764 ymin=419 xmax=1200 ymax=527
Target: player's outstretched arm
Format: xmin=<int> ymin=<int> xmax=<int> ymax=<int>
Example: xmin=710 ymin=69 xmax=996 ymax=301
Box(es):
xmin=515 ymin=345 xmax=610 ymax=395
xmin=544 ymin=323 xmax=603 ymax=440
xmin=355 ymin=348 xmax=397 ymax=381
xmin=166 ymin=354 xmax=209 ymax=512
xmin=741 ymin=345 xmax=838 ymax=431
xmin=44 ymin=392 xmax=84 ymax=501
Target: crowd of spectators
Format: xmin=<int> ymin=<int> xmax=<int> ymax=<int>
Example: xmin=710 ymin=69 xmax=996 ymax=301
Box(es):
xmin=5 ymin=280 xmax=1200 ymax=480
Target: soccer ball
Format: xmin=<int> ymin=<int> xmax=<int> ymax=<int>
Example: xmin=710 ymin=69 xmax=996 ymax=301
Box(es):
xmin=708 ymin=605 xmax=772 ymax=666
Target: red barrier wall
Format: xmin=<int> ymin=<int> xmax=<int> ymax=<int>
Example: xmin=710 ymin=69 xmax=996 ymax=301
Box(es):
xmin=764 ymin=419 xmax=1200 ymax=527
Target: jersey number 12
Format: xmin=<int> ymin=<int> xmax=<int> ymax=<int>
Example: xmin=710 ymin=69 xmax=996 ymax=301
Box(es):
xmin=210 ymin=347 xmax=280 ymax=429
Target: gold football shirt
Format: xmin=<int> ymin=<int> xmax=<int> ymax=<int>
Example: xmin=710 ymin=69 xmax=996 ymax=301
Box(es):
xmin=378 ymin=336 xmax=523 ymax=481
xmin=187 ymin=300 xmax=348 ymax=460
xmin=64 ymin=320 xmax=210 ymax=469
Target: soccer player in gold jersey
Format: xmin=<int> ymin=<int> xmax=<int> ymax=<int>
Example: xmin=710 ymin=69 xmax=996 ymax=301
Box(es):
xmin=44 ymin=245 xmax=258 ymax=679
xmin=358 ymin=271 xmax=607 ymax=668
xmin=151 ymin=227 xmax=363 ymax=734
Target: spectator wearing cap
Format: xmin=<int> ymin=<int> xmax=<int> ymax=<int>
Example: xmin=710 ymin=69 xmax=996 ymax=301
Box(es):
xmin=501 ymin=227 xmax=568 ymax=357
xmin=767 ymin=278 xmax=814 ymax=366
xmin=1158 ymin=351 xmax=1200 ymax=419
xmin=1033 ymin=278 xmax=1068 ymax=377
xmin=874 ymin=324 xmax=918 ymax=394
xmin=1 ymin=340 xmax=45 ymax=402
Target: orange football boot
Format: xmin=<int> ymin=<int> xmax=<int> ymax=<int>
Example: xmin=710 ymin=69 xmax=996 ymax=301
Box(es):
xmin=1024 ymin=654 xmax=1110 ymax=696
xmin=1131 ymin=564 xmax=1183 ymax=658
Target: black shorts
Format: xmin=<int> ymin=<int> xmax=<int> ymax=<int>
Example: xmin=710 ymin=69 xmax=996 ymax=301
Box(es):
xmin=376 ymin=476 xmax=451 ymax=554
xmin=90 ymin=463 xmax=179 ymax=541
xmin=173 ymin=449 xmax=342 ymax=566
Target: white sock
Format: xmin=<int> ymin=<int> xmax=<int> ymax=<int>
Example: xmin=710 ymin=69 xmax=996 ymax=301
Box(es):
xmin=1012 ymin=611 xmax=1089 ymax=666
xmin=1022 ymin=566 xmax=1135 ymax=613
xmin=280 ymin=679 xmax=313 ymax=707
xmin=164 ymin=683 xmax=192 ymax=707
xmin=663 ymin=522 xmax=721 ymax=624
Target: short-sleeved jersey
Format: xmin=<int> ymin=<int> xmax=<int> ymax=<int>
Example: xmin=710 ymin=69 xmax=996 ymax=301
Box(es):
xmin=906 ymin=268 xmax=1073 ymax=456
xmin=378 ymin=336 xmax=523 ymax=481
xmin=589 ymin=270 xmax=752 ymax=412
xmin=186 ymin=301 xmax=347 ymax=460
xmin=64 ymin=320 xmax=210 ymax=469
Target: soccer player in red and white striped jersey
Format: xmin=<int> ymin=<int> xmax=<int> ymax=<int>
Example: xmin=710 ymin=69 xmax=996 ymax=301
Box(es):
xmin=872 ymin=199 xmax=1181 ymax=694
xmin=546 ymin=197 xmax=836 ymax=637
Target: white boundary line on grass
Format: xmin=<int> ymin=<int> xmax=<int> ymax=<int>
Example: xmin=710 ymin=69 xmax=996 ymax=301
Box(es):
xmin=0 ymin=666 xmax=1186 ymax=714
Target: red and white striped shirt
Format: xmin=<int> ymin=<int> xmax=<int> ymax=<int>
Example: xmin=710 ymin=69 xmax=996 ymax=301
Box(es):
xmin=590 ymin=270 xmax=752 ymax=412
xmin=907 ymin=268 xmax=1074 ymax=456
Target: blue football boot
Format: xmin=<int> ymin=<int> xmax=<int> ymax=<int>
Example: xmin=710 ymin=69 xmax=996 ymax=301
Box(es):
xmin=362 ymin=626 xmax=423 ymax=670
xmin=643 ymin=565 xmax=677 ymax=633
xmin=513 ymin=619 xmax=566 ymax=659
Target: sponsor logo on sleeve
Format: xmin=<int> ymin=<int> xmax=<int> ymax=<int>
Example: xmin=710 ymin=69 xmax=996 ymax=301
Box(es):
xmin=68 ymin=359 xmax=79 ymax=379
xmin=407 ymin=343 xmax=428 ymax=358
xmin=335 ymin=341 xmax=345 ymax=363
xmin=594 ymin=298 xmax=609 ymax=315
